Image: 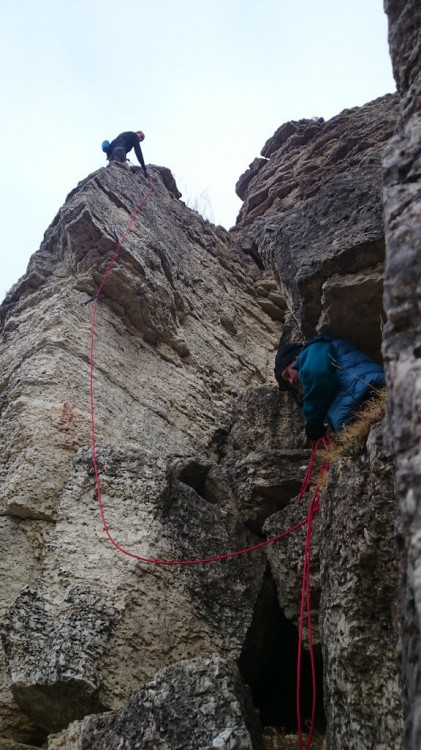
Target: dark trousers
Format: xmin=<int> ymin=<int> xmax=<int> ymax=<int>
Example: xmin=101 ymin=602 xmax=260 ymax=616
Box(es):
xmin=108 ymin=146 xmax=126 ymax=163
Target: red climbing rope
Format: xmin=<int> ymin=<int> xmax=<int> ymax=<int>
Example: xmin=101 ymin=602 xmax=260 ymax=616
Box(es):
xmin=296 ymin=436 xmax=331 ymax=750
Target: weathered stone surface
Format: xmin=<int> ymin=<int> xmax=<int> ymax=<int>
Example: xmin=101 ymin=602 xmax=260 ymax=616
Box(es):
xmin=0 ymin=164 xmax=278 ymax=523
xmin=382 ymin=1 xmax=421 ymax=747
xmin=0 ymin=741 xmax=41 ymax=750
xmin=318 ymin=266 xmax=385 ymax=360
xmin=256 ymin=298 xmax=285 ymax=322
xmin=264 ymin=497 xmax=321 ymax=648
xmin=1 ymin=448 xmax=266 ymax=733
xmin=204 ymin=387 xmax=309 ymax=532
xmin=235 ymin=95 xmax=398 ymax=349
xmin=319 ymin=423 xmax=402 ymax=748
xmin=236 ymin=96 xmax=398 ymax=227
xmin=0 ymin=164 xmax=279 ymax=739
xmin=251 ymin=277 xmax=288 ymax=322
xmin=47 ymin=656 xmax=263 ymax=750
xmin=236 ymin=158 xmax=268 ymax=201
xmin=0 ymin=517 xmax=52 ymax=745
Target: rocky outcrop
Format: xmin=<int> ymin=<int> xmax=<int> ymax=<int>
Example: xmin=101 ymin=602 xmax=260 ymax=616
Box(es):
xmin=232 ymin=82 xmax=407 ymax=748
xmin=382 ymin=0 xmax=421 ymax=747
xmin=203 ymin=386 xmax=308 ymax=532
xmin=0 ymin=164 xmax=277 ymax=523
xmin=0 ymin=518 xmax=51 ymax=744
xmin=264 ymin=498 xmax=321 ymax=647
xmin=263 ymin=422 xmax=404 ymax=748
xmin=0 ymin=152 xmax=317 ymax=743
xmin=235 ymin=94 xmax=399 ymax=354
xmin=235 ymin=99 xmax=397 ymax=228
xmin=0 ymin=163 xmax=286 ymax=743
xmin=0 ymin=145 xmax=308 ymax=740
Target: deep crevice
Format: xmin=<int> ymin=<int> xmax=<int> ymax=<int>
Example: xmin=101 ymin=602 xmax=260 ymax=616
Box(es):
xmin=239 ymin=568 xmax=325 ymax=732
xmin=174 ymin=458 xmax=211 ymax=498
xmin=243 ymin=241 xmax=265 ymax=269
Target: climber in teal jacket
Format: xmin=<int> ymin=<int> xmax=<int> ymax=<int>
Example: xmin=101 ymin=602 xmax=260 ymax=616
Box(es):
xmin=274 ymin=335 xmax=385 ymax=440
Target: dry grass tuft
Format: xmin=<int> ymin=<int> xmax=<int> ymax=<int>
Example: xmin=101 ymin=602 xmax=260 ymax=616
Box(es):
xmin=320 ymin=388 xmax=387 ymax=467
xmin=263 ymin=727 xmax=326 ymax=749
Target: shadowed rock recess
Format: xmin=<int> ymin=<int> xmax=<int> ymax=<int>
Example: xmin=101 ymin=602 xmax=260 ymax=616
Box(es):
xmin=0 ymin=11 xmax=419 ymax=746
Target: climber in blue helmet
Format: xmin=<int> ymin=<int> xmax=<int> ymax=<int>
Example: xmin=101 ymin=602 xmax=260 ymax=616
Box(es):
xmin=274 ymin=335 xmax=385 ymax=441
xmin=102 ymin=130 xmax=148 ymax=176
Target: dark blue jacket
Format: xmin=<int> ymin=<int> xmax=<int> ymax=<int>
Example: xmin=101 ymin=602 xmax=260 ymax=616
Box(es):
xmin=295 ymin=335 xmax=385 ymax=433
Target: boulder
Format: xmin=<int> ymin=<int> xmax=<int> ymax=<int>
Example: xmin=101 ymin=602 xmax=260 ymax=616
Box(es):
xmin=47 ymin=656 xmax=263 ymax=750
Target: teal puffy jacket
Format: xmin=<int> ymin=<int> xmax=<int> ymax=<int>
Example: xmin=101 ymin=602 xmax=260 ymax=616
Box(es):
xmin=295 ymin=335 xmax=385 ymax=433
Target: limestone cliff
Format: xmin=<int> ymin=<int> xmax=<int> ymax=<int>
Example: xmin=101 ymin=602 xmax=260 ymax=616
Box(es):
xmin=234 ymin=93 xmax=398 ymax=356
xmin=0 ymin=4 xmax=420 ymax=748
xmin=0 ymin=163 xmax=280 ymax=745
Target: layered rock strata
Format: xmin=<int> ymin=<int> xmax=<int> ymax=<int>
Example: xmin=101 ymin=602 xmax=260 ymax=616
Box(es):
xmin=0 ymin=164 xmax=288 ymax=742
xmin=235 ymin=94 xmax=399 ymax=354
xmin=233 ymin=78 xmax=406 ymax=748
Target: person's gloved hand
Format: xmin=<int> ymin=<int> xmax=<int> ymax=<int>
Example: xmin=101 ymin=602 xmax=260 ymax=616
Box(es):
xmin=305 ymin=422 xmax=326 ymax=441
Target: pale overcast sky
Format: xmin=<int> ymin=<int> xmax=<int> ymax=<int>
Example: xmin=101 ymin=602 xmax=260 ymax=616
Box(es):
xmin=0 ymin=0 xmax=395 ymax=298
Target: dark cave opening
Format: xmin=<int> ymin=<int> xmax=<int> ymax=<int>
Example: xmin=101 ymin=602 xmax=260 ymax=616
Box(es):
xmin=239 ymin=569 xmax=325 ymax=733
xmin=20 ymin=727 xmax=48 ymax=747
xmin=173 ymin=458 xmax=211 ymax=497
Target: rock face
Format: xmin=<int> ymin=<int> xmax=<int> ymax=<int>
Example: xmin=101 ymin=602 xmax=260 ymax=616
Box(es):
xmin=0 ymin=164 xmax=276 ymax=524
xmin=382 ymin=0 xmax=421 ymax=747
xmin=203 ymin=386 xmax=308 ymax=532
xmin=0 ymin=163 xmax=283 ymax=741
xmin=1 ymin=23 xmax=418 ymax=747
xmin=235 ymin=94 xmax=399 ymax=354
xmin=320 ymin=423 xmax=402 ymax=749
xmin=1 ymin=447 xmax=269 ymax=733
xmin=263 ymin=423 xmax=403 ymax=749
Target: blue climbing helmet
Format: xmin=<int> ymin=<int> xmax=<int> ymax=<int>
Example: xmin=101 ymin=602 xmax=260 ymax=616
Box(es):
xmin=101 ymin=140 xmax=110 ymax=153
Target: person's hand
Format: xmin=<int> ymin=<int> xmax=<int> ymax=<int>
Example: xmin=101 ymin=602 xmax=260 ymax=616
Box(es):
xmin=305 ymin=422 xmax=326 ymax=441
